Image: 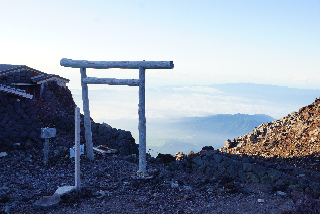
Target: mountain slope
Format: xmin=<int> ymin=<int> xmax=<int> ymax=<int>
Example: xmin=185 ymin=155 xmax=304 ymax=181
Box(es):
xmin=220 ymin=98 xmax=320 ymax=159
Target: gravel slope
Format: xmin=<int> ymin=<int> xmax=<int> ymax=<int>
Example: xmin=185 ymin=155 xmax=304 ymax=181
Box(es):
xmin=0 ymin=149 xmax=303 ymax=214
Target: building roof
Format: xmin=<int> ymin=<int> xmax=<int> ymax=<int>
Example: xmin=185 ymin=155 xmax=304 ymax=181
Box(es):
xmin=0 ymin=64 xmax=44 ymax=76
xmin=31 ymin=74 xmax=69 ymax=84
xmin=0 ymin=64 xmax=69 ymax=83
xmin=0 ymin=64 xmax=26 ymax=72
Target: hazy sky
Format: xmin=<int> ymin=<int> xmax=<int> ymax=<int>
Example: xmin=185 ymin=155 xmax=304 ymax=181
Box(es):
xmin=1 ymin=0 xmax=320 ymax=90
xmin=2 ymin=0 xmax=320 ymax=152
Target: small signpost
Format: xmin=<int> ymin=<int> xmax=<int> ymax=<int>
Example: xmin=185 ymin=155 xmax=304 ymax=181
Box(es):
xmin=36 ymin=108 xmax=82 ymax=203
xmin=70 ymin=144 xmax=84 ymax=158
xmin=41 ymin=127 xmax=56 ymax=164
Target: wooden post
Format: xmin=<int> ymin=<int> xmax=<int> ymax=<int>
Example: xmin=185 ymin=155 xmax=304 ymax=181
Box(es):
xmin=75 ymin=107 xmax=81 ymax=193
xmin=138 ymin=65 xmax=147 ymax=176
xmin=80 ymin=68 xmax=94 ymax=160
xmin=41 ymin=128 xmax=56 ymax=164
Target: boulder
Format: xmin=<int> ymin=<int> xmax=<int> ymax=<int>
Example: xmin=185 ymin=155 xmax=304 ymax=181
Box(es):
xmin=33 ymin=193 xmax=61 ymax=210
xmin=213 ymin=154 xmax=223 ymax=163
xmin=202 ymin=146 xmax=214 ymax=151
xmin=156 ymin=153 xmax=176 ymax=164
xmin=225 ymin=139 xmax=233 ymax=149
xmin=0 ymin=152 xmax=7 ymax=158
xmin=187 ymin=151 xmax=197 ymax=161
xmin=267 ymin=168 xmax=283 ymax=182
xmin=226 ymin=164 xmax=238 ymax=179
xmin=205 ymin=166 xmax=215 ymax=176
xmin=54 ymin=186 xmax=76 ymax=196
xmin=175 ymin=152 xmax=184 ymax=161
xmin=252 ymin=164 xmax=266 ymax=179
xmin=237 ymin=170 xmax=248 ymax=183
xmin=243 ymin=163 xmax=253 ymax=172
xmin=192 ymin=156 xmax=203 ymax=166
xmin=260 ymin=175 xmax=273 ymax=185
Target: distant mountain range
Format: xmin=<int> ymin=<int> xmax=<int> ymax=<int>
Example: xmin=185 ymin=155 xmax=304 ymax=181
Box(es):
xmin=147 ymin=113 xmax=275 ymax=156
xmin=74 ymin=83 xmax=320 ymax=156
xmin=173 ymin=114 xmax=275 ymax=138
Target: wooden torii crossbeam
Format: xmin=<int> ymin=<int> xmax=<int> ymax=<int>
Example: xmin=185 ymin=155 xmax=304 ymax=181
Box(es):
xmin=60 ymin=58 xmax=174 ymax=177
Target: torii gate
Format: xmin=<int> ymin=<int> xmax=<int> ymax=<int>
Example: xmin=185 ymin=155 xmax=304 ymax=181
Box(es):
xmin=60 ymin=58 xmax=174 ymax=177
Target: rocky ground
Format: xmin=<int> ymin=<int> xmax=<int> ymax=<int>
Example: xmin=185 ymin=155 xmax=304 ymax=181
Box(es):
xmin=1 ymin=147 xmax=320 ymax=214
xmin=1 ymin=97 xmax=320 ymax=213
xmin=220 ymin=98 xmax=320 ymax=159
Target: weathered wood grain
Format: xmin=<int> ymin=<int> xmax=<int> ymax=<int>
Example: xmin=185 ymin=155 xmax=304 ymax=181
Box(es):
xmin=82 ymin=77 xmax=139 ymax=86
xmin=138 ymin=66 xmax=147 ymax=175
xmin=80 ymin=68 xmax=94 ymax=160
xmin=60 ymin=58 xmax=174 ymax=69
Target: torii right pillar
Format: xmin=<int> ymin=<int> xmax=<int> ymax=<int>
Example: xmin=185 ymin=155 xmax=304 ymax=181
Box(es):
xmin=138 ymin=65 xmax=146 ymax=176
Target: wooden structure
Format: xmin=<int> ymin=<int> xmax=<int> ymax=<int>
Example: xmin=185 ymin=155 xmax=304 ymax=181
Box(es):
xmin=0 ymin=84 xmax=33 ymax=99
xmin=60 ymin=58 xmax=174 ymax=176
xmin=0 ymin=64 xmax=69 ymax=99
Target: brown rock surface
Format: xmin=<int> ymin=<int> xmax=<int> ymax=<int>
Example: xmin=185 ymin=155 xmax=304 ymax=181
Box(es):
xmin=220 ymin=97 xmax=320 ymax=170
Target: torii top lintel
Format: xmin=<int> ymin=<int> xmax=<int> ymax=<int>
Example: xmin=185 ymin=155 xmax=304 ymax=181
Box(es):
xmin=60 ymin=58 xmax=174 ymax=69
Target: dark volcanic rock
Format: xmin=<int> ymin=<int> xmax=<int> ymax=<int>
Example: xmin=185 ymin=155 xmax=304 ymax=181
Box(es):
xmin=187 ymin=151 xmax=197 ymax=162
xmin=202 ymin=146 xmax=214 ymax=151
xmin=156 ymin=153 xmax=176 ymax=164
xmin=1 ymin=80 xmax=139 ymax=156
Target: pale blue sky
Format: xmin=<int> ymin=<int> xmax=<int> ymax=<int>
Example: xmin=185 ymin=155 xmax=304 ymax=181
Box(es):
xmin=2 ymin=0 xmax=320 ymax=150
xmin=1 ymin=0 xmax=319 ymax=90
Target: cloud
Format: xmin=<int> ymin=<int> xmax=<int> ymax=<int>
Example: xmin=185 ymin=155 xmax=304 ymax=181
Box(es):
xmin=172 ymin=86 xmax=226 ymax=94
xmin=293 ymin=76 xmax=309 ymax=85
xmin=70 ymin=84 xmax=320 ymax=121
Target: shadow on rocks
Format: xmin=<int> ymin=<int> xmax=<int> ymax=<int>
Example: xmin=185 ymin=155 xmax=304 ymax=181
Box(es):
xmin=291 ymin=191 xmax=320 ymax=214
xmin=60 ymin=187 xmax=96 ymax=206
